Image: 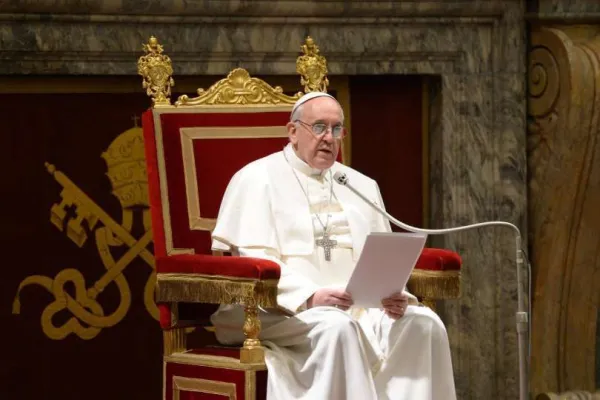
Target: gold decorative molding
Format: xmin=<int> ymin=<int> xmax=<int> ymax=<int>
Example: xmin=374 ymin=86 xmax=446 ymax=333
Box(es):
xmin=240 ymin=296 xmax=264 ymax=364
xmin=166 ymin=352 xmax=267 ymax=371
xmin=296 ymin=36 xmax=329 ymax=93
xmin=175 ymin=68 xmax=301 ymax=106
xmin=137 ymin=36 xmax=174 ymax=107
xmin=528 ymin=25 xmax=600 ymax=396
xmin=173 ymin=376 xmax=237 ymax=400
xmin=244 ymin=370 xmax=258 ymax=400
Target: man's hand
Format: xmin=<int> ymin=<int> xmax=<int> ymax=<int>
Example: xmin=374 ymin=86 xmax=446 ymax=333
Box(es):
xmin=381 ymin=292 xmax=409 ymax=320
xmin=307 ymin=288 xmax=353 ymax=311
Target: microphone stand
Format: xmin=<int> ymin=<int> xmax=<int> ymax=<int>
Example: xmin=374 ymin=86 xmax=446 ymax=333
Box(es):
xmin=333 ymin=172 xmax=530 ymax=400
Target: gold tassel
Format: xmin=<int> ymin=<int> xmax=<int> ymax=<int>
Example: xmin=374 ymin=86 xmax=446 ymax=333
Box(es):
xmin=163 ymin=328 xmax=187 ymax=356
xmin=407 ymin=270 xmax=461 ymax=300
xmin=156 ymin=273 xmax=278 ymax=308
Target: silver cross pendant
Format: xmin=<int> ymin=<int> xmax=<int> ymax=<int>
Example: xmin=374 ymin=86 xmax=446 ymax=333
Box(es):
xmin=316 ymin=232 xmax=337 ymax=261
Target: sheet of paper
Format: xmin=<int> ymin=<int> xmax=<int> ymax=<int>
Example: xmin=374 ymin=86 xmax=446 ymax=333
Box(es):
xmin=346 ymin=232 xmax=428 ymax=308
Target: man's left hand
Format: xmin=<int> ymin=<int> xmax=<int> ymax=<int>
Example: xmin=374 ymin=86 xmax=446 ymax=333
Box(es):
xmin=381 ymin=292 xmax=409 ymax=320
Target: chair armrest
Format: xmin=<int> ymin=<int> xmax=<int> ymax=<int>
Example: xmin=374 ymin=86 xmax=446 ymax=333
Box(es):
xmin=155 ymin=254 xmax=280 ymax=307
xmin=407 ymin=247 xmax=462 ymax=300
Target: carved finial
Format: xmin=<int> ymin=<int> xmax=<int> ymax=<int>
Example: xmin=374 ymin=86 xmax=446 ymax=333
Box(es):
xmin=296 ymin=36 xmax=329 ymax=93
xmin=137 ymin=36 xmax=175 ymax=107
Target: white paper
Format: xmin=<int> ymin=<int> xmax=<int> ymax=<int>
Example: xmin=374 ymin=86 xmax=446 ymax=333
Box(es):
xmin=346 ymin=232 xmax=428 ymax=308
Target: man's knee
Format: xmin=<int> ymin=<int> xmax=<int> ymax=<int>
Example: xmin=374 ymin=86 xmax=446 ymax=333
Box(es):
xmin=313 ymin=308 xmax=361 ymax=339
xmin=406 ymin=306 xmax=448 ymax=338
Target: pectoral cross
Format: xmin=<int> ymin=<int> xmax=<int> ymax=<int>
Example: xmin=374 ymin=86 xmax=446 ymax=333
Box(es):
xmin=316 ymin=232 xmax=337 ymax=261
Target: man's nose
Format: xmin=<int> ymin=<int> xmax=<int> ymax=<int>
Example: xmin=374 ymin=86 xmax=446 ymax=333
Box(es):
xmin=321 ymin=129 xmax=335 ymax=142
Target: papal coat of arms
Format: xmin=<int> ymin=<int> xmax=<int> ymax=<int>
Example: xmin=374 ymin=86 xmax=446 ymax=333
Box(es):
xmin=13 ymin=121 xmax=158 ymax=340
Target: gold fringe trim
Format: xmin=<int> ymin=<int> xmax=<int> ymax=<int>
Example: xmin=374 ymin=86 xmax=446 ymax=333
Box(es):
xmin=156 ymin=273 xmax=278 ymax=307
xmin=163 ymin=328 xmax=187 ymax=355
xmin=407 ymin=270 xmax=461 ymax=300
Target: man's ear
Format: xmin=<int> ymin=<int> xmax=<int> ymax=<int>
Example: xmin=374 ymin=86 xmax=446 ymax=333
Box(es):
xmin=286 ymin=122 xmax=298 ymax=145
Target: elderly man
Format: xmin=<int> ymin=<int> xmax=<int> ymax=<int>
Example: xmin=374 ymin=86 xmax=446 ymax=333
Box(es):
xmin=211 ymin=92 xmax=456 ymax=400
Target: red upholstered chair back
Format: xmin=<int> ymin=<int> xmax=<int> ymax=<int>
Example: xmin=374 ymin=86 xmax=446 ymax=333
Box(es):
xmin=143 ymin=106 xmax=294 ymax=258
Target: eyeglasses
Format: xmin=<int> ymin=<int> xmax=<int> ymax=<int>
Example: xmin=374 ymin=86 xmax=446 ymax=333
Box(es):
xmin=294 ymin=120 xmax=345 ymax=138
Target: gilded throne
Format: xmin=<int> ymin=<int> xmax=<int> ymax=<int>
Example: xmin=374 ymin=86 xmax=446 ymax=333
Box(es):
xmin=138 ymin=36 xmax=462 ymax=399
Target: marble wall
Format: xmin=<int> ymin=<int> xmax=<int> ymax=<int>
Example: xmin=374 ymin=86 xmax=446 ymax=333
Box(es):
xmin=536 ymin=0 xmax=600 ymax=14
xmin=0 ymin=1 xmax=527 ymax=399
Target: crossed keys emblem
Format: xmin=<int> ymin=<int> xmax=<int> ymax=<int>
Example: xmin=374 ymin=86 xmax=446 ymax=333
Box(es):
xmin=12 ymin=124 xmax=158 ymax=340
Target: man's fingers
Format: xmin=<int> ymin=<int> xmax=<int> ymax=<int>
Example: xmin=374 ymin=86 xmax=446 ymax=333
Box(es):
xmin=383 ymin=292 xmax=408 ymax=301
xmin=331 ymin=289 xmax=353 ymax=300
xmin=383 ymin=301 xmax=407 ymax=318
xmin=381 ymin=298 xmax=408 ymax=307
xmin=332 ymin=297 xmax=353 ymax=307
xmin=384 ymin=304 xmax=406 ymax=313
xmin=384 ymin=308 xmax=404 ymax=320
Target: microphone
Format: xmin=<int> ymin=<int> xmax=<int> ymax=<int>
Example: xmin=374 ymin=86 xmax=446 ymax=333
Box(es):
xmin=333 ymin=171 xmax=531 ymax=400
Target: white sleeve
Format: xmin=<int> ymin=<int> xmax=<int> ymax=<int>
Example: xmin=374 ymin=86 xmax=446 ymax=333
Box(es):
xmin=235 ymin=247 xmax=320 ymax=315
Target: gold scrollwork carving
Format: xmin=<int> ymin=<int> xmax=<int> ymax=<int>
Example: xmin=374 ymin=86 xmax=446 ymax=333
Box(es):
xmin=137 ymin=36 xmax=175 ymax=107
xmin=12 ymin=123 xmax=159 ymax=340
xmin=175 ymin=68 xmax=301 ymax=106
xmin=296 ymin=36 xmax=329 ymax=93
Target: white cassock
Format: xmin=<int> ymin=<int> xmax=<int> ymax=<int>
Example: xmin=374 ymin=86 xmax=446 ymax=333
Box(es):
xmin=211 ymin=143 xmax=456 ymax=400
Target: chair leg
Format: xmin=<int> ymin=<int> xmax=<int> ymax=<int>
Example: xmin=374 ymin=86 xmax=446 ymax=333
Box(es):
xmin=240 ymin=296 xmax=265 ymax=364
xmin=163 ymin=328 xmax=187 ymax=356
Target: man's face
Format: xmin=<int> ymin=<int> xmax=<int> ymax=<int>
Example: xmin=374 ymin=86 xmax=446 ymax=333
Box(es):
xmin=287 ymin=97 xmax=343 ymax=170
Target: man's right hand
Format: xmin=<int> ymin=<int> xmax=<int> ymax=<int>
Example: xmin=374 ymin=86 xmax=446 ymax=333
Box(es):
xmin=307 ymin=288 xmax=353 ymax=311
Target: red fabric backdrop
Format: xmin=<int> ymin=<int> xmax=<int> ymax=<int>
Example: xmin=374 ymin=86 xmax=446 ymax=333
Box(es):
xmin=349 ymin=75 xmax=424 ymax=229
xmin=0 ymin=93 xmax=163 ymax=400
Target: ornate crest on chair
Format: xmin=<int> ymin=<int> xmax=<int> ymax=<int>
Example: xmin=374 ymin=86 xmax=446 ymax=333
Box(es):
xmin=175 ymin=68 xmax=302 ymax=106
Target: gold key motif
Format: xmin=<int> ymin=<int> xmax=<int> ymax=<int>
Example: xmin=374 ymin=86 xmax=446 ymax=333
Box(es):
xmin=13 ymin=122 xmax=158 ymax=340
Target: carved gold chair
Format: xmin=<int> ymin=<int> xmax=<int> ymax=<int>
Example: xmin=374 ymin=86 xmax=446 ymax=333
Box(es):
xmin=138 ymin=36 xmax=462 ymax=400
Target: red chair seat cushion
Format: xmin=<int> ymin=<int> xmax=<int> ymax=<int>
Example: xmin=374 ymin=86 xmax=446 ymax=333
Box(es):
xmin=156 ymin=254 xmax=280 ymax=280
xmin=415 ymin=248 xmax=462 ymax=272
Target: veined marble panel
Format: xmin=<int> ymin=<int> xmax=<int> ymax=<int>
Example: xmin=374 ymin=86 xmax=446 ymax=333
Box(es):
xmin=0 ymin=0 xmax=507 ymax=17
xmin=537 ymin=0 xmax=600 ymax=14
xmin=0 ymin=18 xmax=500 ymax=75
